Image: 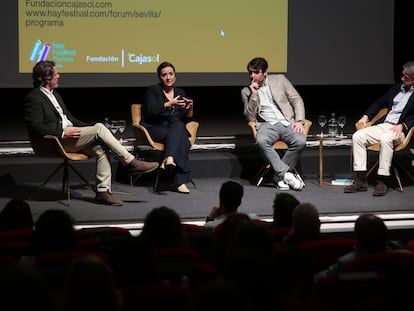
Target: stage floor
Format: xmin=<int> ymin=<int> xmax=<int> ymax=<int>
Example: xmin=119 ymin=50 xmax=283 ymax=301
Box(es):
xmin=1 ymin=117 xmax=414 ymax=235
xmin=1 ymin=175 xmax=414 ymax=234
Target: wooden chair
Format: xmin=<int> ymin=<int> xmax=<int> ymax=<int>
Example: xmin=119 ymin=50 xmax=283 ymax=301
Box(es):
xmin=28 ymin=134 xmax=95 ymax=205
xmin=355 ymin=108 xmax=414 ymax=191
xmin=130 ymin=103 xmax=199 ymax=192
xmin=248 ymin=119 xmax=312 ymax=186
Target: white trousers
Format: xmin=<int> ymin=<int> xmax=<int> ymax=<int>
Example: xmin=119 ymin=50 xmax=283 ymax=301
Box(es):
xmin=352 ymin=123 xmax=404 ymax=176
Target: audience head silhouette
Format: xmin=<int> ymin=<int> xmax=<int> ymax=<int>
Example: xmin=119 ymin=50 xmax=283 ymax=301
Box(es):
xmin=140 ymin=206 xmax=186 ymax=248
xmin=272 ymin=192 xmax=300 ymax=227
xmin=281 ymin=202 xmax=322 ymax=248
xmin=292 ymin=202 xmax=321 ymax=236
xmin=354 ymin=213 xmax=388 ymax=252
xmin=32 ymin=209 xmax=77 ymax=255
xmin=219 ymin=180 xmax=244 ymax=213
xmin=0 ymin=198 xmax=33 ymax=231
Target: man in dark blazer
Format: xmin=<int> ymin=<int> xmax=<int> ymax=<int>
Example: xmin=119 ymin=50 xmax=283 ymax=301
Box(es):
xmin=345 ymin=61 xmax=414 ymax=196
xmin=24 ymin=60 xmax=159 ymax=206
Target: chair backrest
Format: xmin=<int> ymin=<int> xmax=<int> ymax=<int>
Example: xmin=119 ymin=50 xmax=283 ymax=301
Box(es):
xmin=300 ymin=238 xmax=357 ymax=273
xmin=248 ymin=119 xmax=312 ymax=150
xmin=131 ymin=103 xmax=200 ymax=151
xmin=0 ymin=240 xmax=31 ymax=261
xmin=131 ymin=103 xmax=165 ymax=151
xmin=0 ymin=228 xmax=33 ymax=242
xmin=268 ymin=226 xmax=291 ymax=243
xmin=347 ymin=250 xmax=414 ymax=274
xmin=355 ymin=108 xmax=388 ymax=131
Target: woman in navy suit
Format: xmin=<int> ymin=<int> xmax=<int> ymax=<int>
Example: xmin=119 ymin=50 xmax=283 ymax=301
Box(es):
xmin=142 ymin=61 xmax=194 ymax=194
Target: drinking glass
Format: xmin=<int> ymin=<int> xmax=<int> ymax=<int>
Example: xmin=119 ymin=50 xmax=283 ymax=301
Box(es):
xmin=118 ymin=120 xmax=127 ymax=143
xmin=109 ymin=120 xmax=119 ymax=136
xmin=317 ymin=115 xmax=327 ymax=137
xmin=337 ymin=116 xmax=346 ymax=137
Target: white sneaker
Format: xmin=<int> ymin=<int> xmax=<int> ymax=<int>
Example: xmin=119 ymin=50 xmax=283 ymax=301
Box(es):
xmin=277 ymin=180 xmax=290 ymax=191
xmin=284 ymin=172 xmax=304 ymax=191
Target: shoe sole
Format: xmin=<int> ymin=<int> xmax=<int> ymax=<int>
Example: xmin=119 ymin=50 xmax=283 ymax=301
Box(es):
xmin=128 ymin=164 xmax=159 ymax=176
xmin=373 ymin=190 xmax=387 ymax=196
xmin=94 ymin=199 xmax=123 ymax=206
xmin=277 ymin=187 xmax=290 ymax=191
xmin=344 ymin=188 xmax=368 ymax=193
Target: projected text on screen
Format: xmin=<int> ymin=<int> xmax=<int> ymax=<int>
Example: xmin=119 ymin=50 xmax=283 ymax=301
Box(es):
xmin=18 ymin=0 xmax=288 ymax=74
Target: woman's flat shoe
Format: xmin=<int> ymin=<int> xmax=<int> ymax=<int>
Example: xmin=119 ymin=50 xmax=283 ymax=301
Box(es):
xmin=177 ymin=184 xmax=190 ymax=194
xmin=161 ymin=157 xmax=176 ymax=170
xmin=165 ymin=157 xmax=176 ymax=167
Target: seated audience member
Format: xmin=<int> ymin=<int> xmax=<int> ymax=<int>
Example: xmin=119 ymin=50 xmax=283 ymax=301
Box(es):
xmin=221 ymin=220 xmax=279 ymax=310
xmin=209 ymin=212 xmax=251 ymax=271
xmin=60 ymin=255 xmax=121 ymax=311
xmin=140 ymin=206 xmax=188 ymax=248
xmin=19 ymin=209 xmax=77 ymax=267
xmin=204 ymin=180 xmax=258 ymax=231
xmin=188 ymin=278 xmax=254 ymax=311
xmin=274 ymin=246 xmax=315 ymax=309
xmin=0 ymin=198 xmax=33 ymax=231
xmin=280 ymin=202 xmax=325 ymax=248
xmin=0 ymin=265 xmax=55 ymax=311
xmin=271 ymin=192 xmax=300 ymax=228
xmin=111 ymin=235 xmax=162 ymax=287
xmin=315 ymin=213 xmax=407 ymax=281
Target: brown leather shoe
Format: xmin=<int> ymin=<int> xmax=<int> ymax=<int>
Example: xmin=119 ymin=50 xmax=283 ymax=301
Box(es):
xmin=128 ymin=159 xmax=159 ymax=176
xmin=95 ymin=191 xmax=123 ymax=206
xmin=373 ymin=180 xmax=388 ymax=196
xmin=344 ymin=180 xmax=368 ymax=193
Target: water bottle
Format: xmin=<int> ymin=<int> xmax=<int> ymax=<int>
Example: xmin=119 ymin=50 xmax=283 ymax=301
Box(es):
xmin=328 ymin=113 xmax=338 ymax=137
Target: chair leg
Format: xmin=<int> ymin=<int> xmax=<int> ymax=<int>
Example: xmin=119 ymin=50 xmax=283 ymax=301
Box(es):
xmin=293 ymin=167 xmax=305 ymax=186
xmin=29 ymin=162 xmax=65 ymax=201
xmin=67 ymin=162 xmax=95 ymax=192
xmin=63 ymin=161 xmax=70 ymax=205
xmin=254 ymin=163 xmax=271 ymax=187
xmin=29 ymin=160 xmax=95 ymax=206
xmin=393 ymin=166 xmax=404 ymax=192
xmin=392 ymin=159 xmax=414 ymax=192
xmin=154 ymin=168 xmax=162 ymax=193
xmin=367 ymin=160 xmax=379 ymax=177
xmin=130 ymin=174 xmax=143 ymax=187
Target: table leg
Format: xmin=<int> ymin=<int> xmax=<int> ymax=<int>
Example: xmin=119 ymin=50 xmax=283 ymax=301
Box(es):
xmin=319 ymin=137 xmax=323 ymax=186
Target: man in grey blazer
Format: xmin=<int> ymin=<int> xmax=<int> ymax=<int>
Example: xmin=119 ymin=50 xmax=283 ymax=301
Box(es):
xmin=24 ymin=60 xmax=159 ymax=206
xmin=241 ymin=57 xmax=306 ymax=190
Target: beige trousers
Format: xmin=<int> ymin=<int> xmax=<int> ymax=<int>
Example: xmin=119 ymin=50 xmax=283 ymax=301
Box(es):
xmin=61 ymin=123 xmax=135 ymax=192
xmin=352 ymin=123 xmax=404 ymax=176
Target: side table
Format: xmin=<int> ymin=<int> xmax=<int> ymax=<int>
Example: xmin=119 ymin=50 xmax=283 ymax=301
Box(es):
xmin=307 ymin=135 xmax=353 ymax=186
